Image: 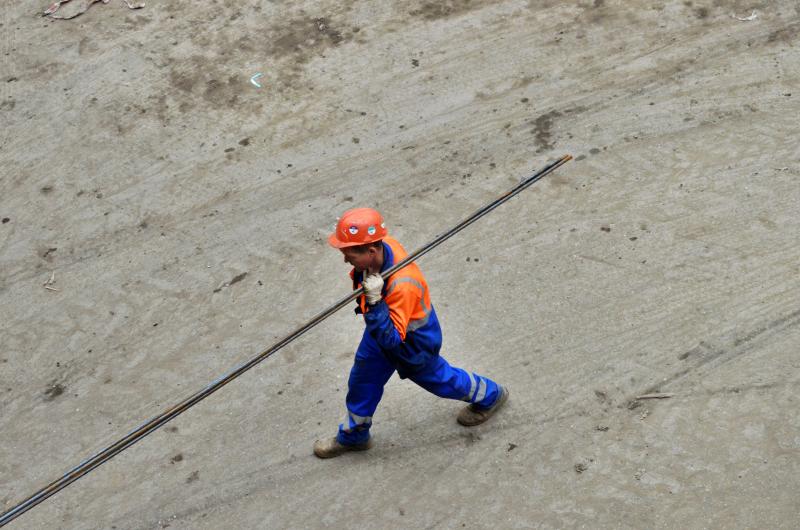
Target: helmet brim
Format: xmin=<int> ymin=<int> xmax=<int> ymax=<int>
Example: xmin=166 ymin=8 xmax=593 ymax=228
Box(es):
xmin=327 ymin=232 xmax=358 ymax=249
xmin=328 ymin=231 xmax=387 ymax=249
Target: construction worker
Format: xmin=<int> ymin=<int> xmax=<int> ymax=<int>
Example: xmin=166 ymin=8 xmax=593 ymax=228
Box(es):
xmin=314 ymin=207 xmax=509 ymax=458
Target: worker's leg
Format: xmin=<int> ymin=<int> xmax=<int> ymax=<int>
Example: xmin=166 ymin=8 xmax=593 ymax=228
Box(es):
xmin=336 ymin=331 xmax=395 ymax=445
xmin=409 ymin=355 xmax=501 ymax=408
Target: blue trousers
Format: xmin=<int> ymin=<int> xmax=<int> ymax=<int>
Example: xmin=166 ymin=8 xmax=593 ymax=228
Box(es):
xmin=337 ymin=330 xmax=502 ymax=445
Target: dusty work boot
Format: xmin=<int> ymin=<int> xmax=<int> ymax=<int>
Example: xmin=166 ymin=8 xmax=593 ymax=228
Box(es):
xmin=457 ymin=386 xmax=509 ymax=427
xmin=313 ymin=437 xmax=372 ymax=459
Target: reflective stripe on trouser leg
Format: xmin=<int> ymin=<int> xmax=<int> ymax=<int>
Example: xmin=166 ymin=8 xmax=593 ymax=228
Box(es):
xmin=341 ymin=410 xmax=372 ymax=433
xmin=471 ymin=375 xmax=487 ymax=403
xmin=463 ymin=372 xmax=477 ymax=402
xmin=409 ymin=355 xmax=501 ymax=408
xmin=337 ymin=330 xmax=395 ymax=445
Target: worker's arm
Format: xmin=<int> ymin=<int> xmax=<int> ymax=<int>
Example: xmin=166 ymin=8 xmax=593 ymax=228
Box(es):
xmin=362 ymin=273 xmax=433 ymax=376
xmin=362 ymin=274 xmax=418 ymax=348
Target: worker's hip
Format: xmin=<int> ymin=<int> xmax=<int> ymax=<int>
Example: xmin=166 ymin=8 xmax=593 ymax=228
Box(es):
xmin=357 ymin=311 xmax=442 ymax=378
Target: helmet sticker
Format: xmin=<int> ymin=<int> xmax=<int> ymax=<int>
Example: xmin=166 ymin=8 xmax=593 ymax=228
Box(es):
xmin=380 ymin=222 xmax=385 ymax=228
xmin=348 ymin=226 xmax=359 ymax=235
xmin=367 ymin=226 xmax=376 ymax=235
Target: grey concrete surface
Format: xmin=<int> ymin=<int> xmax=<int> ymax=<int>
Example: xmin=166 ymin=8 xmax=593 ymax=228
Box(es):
xmin=2 ymin=0 xmax=799 ymax=528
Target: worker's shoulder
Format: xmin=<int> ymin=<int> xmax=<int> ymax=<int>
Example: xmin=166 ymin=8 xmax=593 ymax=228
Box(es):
xmin=386 ymin=264 xmax=427 ymax=294
xmin=384 ymin=236 xmax=428 ymax=287
xmin=383 ymin=236 xmax=407 ymax=257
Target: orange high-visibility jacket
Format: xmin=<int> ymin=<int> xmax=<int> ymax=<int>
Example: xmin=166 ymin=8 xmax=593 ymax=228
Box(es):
xmin=351 ymin=237 xmax=442 ymax=375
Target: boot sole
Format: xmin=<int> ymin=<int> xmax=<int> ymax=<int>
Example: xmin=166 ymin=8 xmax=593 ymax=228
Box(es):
xmin=313 ymin=439 xmax=372 ymax=459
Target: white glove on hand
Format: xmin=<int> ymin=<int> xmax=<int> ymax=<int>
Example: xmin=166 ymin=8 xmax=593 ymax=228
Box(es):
xmin=362 ymin=272 xmax=384 ymax=306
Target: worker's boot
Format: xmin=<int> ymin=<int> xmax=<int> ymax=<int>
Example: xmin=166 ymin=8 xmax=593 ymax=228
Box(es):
xmin=313 ymin=437 xmax=372 ymax=459
xmin=457 ymin=386 xmax=509 ymax=426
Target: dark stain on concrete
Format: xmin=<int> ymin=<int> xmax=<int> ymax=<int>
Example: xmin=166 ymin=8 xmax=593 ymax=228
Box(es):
xmin=229 ymin=272 xmax=248 ymax=286
xmin=313 ymin=17 xmax=345 ymax=45
xmin=409 ymin=0 xmax=497 ymax=21
xmin=44 ymin=382 xmax=65 ymax=401
xmin=269 ymin=16 xmax=351 ymax=62
xmin=204 ymin=76 xmax=240 ymax=106
xmin=170 ymin=67 xmax=195 ymax=93
xmin=512 ymin=76 xmax=536 ymax=89
xmin=213 ymin=272 xmax=248 ymax=293
xmin=767 ymin=23 xmax=800 ymax=45
xmin=167 ymin=58 xmax=244 ymax=108
xmin=563 ymin=106 xmax=587 ymax=115
xmin=530 ymin=110 xmax=562 ymax=153
xmin=186 ymin=470 xmax=200 ymax=483
xmin=170 ymin=453 xmax=184 ymax=464
xmin=462 ymin=431 xmax=481 ymax=445
xmin=548 ymin=173 xmax=571 ymax=188
xmin=78 ymin=36 xmax=92 ymax=56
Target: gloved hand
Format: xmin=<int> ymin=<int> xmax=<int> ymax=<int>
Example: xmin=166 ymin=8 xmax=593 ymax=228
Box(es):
xmin=362 ymin=272 xmax=384 ymax=306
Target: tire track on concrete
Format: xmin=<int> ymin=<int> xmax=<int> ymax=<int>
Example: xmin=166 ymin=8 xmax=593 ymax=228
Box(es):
xmin=486 ymin=238 xmax=800 ymax=428
xmin=637 ymin=307 xmax=800 ymax=398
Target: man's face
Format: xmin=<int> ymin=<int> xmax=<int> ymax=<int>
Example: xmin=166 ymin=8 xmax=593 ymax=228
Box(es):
xmin=340 ymin=247 xmax=375 ymax=273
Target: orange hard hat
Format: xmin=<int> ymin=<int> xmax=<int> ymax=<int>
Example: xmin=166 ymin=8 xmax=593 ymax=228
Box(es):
xmin=328 ymin=207 xmax=388 ymax=248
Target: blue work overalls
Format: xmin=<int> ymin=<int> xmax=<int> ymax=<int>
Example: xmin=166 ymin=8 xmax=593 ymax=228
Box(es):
xmin=337 ymin=238 xmax=502 ymax=445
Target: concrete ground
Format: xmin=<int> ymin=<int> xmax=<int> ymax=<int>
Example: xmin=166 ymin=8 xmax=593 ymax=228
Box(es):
xmin=2 ymin=0 xmax=799 ymax=528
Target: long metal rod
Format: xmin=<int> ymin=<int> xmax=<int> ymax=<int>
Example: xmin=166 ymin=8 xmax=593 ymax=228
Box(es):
xmin=0 ymin=154 xmax=571 ymax=527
